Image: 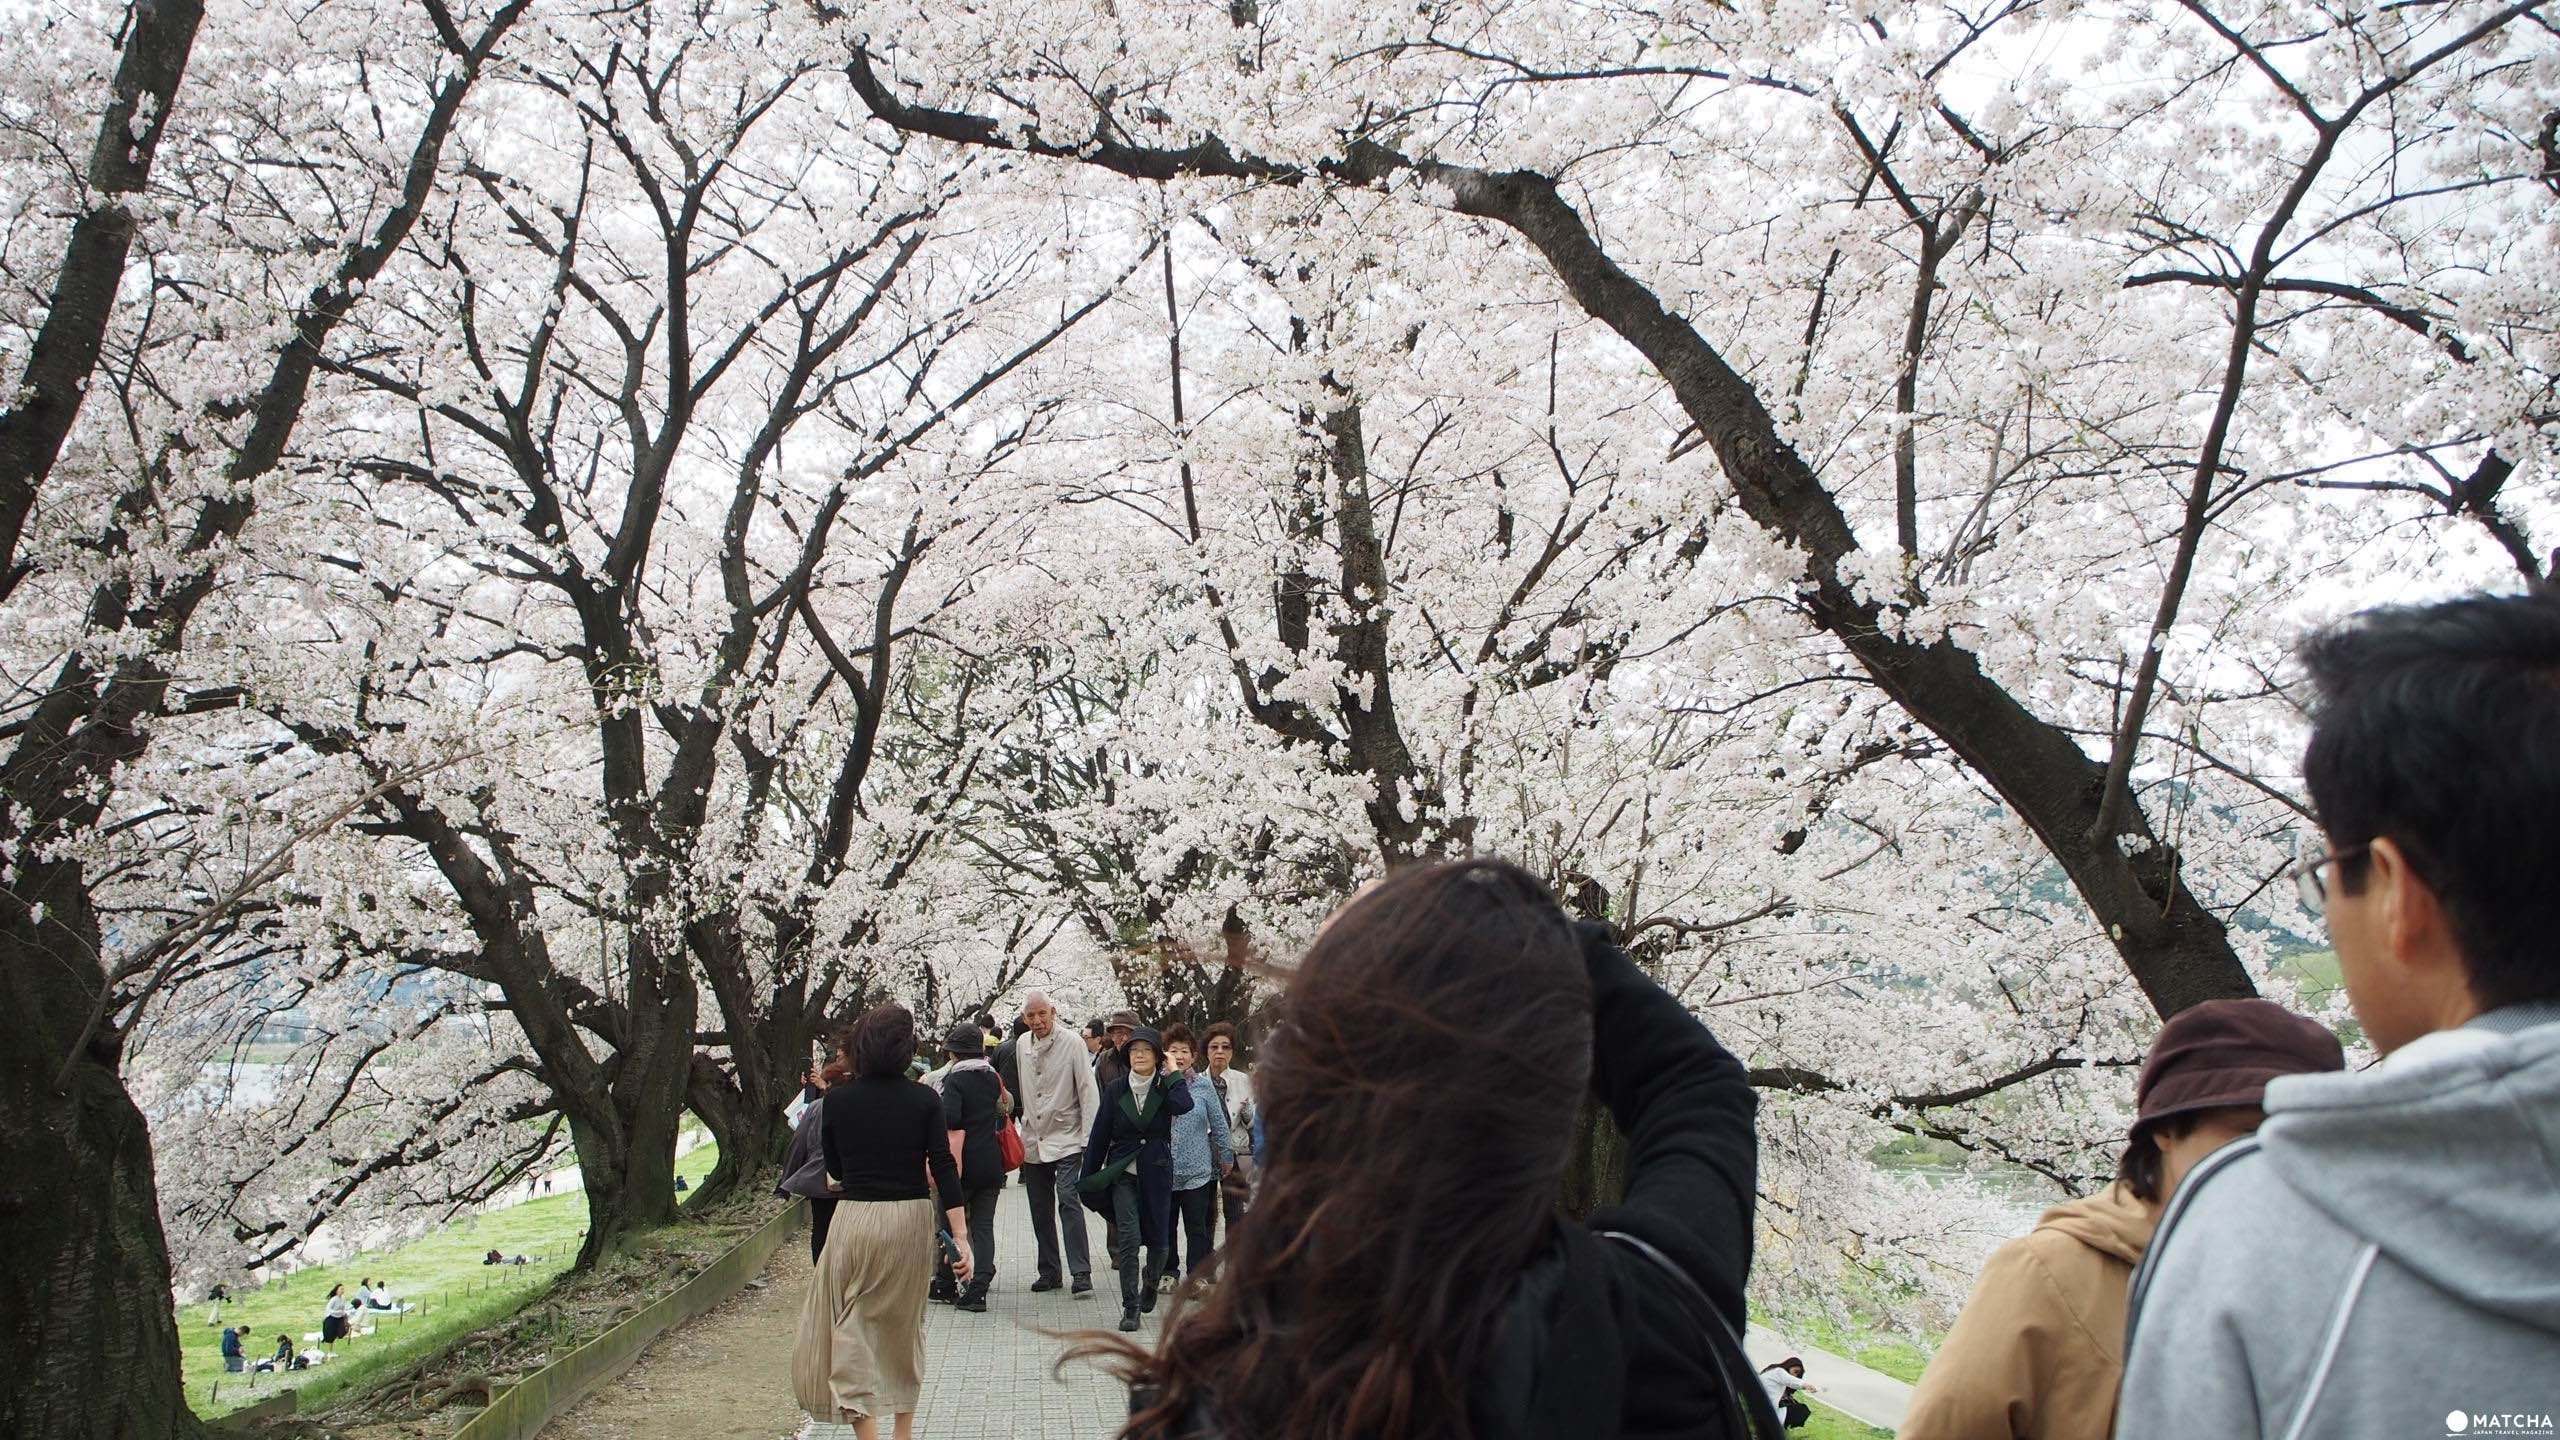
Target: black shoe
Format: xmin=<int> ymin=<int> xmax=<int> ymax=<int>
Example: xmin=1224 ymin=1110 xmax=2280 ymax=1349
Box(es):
xmin=1140 ymin=1284 xmax=1157 ymax=1314
xmin=928 ymin=1284 xmax=956 ymax=1305
xmin=1119 ymin=1309 xmax=1141 ymax=1332
xmin=956 ymin=1294 xmax=988 ymax=1313
xmin=1030 ymin=1277 xmax=1062 ymax=1293
xmin=1071 ymin=1276 xmax=1093 ymax=1295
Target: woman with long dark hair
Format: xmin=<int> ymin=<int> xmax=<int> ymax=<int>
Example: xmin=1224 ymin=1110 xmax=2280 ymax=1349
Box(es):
xmin=1077 ymin=858 xmax=1773 ymax=1440
xmin=793 ymin=1003 xmax=971 ymax=1440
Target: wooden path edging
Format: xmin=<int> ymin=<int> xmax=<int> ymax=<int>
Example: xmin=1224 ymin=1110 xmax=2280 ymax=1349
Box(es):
xmin=451 ymin=1200 xmax=805 ymax=1440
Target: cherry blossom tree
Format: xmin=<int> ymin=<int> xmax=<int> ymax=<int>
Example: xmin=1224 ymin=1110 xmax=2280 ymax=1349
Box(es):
xmin=816 ymin=0 xmax=2554 ymax=1024
xmin=0 ymin=0 xmax=526 ymax=1431
xmin=180 ymin=0 xmax=1150 ymax=1255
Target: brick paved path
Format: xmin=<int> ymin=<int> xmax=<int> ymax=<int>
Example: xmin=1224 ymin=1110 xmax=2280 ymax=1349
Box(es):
xmin=545 ymin=1190 xmax=1145 ymax=1440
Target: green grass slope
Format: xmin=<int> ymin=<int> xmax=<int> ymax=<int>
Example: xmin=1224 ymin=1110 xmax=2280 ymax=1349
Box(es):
xmin=182 ymin=1141 xmax=721 ymax=1417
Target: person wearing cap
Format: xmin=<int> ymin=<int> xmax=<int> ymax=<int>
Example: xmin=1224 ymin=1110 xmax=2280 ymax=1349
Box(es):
xmin=1076 ymin=1023 xmax=1192 ymax=1332
xmin=1901 ymin=998 xmax=2344 ymax=1440
xmin=2120 ymin=593 xmax=2560 ymax=1440
xmin=1095 ymin=1009 xmax=1140 ymax=1093
xmin=935 ymin=1021 xmax=1010 ymax=1313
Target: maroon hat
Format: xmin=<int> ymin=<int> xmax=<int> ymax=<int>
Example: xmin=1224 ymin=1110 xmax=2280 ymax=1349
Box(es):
xmin=2133 ymin=998 xmax=2346 ymax=1138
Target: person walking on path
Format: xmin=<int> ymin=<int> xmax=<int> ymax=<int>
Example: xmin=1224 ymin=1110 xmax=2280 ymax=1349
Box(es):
xmin=1015 ymin=990 xmax=1101 ymax=1295
xmin=1157 ymin=1024 xmax=1234 ymax=1287
xmin=1094 ymin=1010 xmax=1139 ymax=1092
xmin=1078 ymin=1023 xmax=1191 ymax=1333
xmin=1201 ymin=1022 xmax=1253 ymax=1240
xmin=1900 ymin=998 xmax=2343 ymax=1440
xmin=1076 ymin=858 xmax=1775 ymax=1440
xmin=935 ymin=1021 xmax=1009 ymax=1313
xmin=780 ymin=1023 xmax=858 ymax=1264
xmin=794 ymin=1002 xmax=972 ymax=1440
xmin=2119 ymin=593 xmax=2560 ymax=1440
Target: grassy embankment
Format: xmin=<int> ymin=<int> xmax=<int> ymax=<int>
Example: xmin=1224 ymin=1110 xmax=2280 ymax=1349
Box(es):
xmin=182 ymin=1141 xmax=722 ymax=1418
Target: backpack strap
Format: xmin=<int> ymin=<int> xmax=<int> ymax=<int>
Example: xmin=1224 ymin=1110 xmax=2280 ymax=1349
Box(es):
xmin=1595 ymin=1229 xmax=1785 ymax=1440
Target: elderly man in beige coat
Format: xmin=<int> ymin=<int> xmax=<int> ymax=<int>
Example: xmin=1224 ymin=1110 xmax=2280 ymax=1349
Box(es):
xmin=1013 ymin=991 xmax=1102 ymax=1294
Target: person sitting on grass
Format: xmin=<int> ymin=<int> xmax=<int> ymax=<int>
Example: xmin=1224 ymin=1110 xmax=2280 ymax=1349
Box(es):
xmin=219 ymin=1325 xmax=249 ymax=1373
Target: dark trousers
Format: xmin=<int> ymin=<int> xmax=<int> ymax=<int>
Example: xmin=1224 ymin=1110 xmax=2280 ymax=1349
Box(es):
xmin=1171 ymin=1182 xmax=1217 ymax=1278
xmin=808 ymin=1197 xmax=835 ymax=1265
xmin=1021 ymin=1153 xmax=1092 ymax=1282
xmin=1108 ymin=1179 xmax=1165 ymax=1312
xmin=937 ymin=1184 xmax=1001 ymax=1298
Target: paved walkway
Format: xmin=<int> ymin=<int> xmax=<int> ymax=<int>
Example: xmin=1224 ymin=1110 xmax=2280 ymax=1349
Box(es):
xmin=546 ymin=1192 xmax=1910 ymax=1437
xmin=545 ymin=1190 xmax=1141 ymax=1440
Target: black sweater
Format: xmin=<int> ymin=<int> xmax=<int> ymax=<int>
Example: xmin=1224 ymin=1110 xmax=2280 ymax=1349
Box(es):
xmin=941 ymin=1065 xmax=1008 ymax=1191
xmin=820 ymin=1075 xmax=963 ymax=1203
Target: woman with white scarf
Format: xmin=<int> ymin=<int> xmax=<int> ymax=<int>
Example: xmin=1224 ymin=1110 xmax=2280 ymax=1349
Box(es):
xmin=932 ymin=1021 xmax=1009 ymax=1313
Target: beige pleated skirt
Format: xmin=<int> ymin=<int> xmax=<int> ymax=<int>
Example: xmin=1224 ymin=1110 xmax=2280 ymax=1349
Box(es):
xmin=793 ymin=1196 xmax=936 ymax=1420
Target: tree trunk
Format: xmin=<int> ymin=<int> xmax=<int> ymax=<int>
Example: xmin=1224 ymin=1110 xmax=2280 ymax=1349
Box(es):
xmin=0 ymin=865 xmax=209 ymax=1440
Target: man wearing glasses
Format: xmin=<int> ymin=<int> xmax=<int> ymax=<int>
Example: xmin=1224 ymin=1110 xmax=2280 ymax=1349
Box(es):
xmin=2117 ymin=591 xmax=2560 ymax=1439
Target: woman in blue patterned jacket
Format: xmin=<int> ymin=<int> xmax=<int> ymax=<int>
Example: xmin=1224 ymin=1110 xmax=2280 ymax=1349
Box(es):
xmin=1158 ymin=1023 xmax=1235 ymax=1288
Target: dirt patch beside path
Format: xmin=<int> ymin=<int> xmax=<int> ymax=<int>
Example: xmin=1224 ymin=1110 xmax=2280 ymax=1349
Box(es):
xmin=542 ymin=1246 xmax=807 ymax=1440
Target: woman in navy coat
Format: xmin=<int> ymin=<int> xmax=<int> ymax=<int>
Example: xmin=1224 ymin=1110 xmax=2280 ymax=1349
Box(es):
xmin=1077 ymin=1024 xmax=1192 ymax=1331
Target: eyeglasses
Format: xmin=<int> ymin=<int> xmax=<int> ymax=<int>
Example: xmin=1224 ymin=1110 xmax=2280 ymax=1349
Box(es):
xmin=2292 ymin=836 xmax=2370 ymax=917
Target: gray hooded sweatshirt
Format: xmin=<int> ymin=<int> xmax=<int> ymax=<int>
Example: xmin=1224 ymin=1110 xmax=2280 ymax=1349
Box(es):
xmin=2117 ymin=1004 xmax=2560 ymax=1440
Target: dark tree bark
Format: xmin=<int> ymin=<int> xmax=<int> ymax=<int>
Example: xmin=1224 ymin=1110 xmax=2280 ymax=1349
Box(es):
xmin=0 ymin=869 xmax=208 ymax=1440
xmin=0 ymin=0 xmax=205 ymax=600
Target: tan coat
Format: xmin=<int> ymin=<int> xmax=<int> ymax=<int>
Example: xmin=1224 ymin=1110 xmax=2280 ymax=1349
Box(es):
xmin=1900 ymin=1181 xmax=2157 ymax=1440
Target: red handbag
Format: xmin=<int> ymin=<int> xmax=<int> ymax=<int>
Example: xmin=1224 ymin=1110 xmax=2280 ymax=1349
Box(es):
xmin=996 ymin=1079 xmax=1026 ymax=1172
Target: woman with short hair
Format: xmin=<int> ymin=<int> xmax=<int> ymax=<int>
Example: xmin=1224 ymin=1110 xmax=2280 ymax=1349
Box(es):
xmin=1078 ymin=1024 xmax=1193 ymax=1333
xmin=792 ymin=1003 xmax=972 ymax=1440
xmin=1201 ymin=1022 xmax=1253 ymax=1236
xmin=1157 ymin=1024 xmax=1234 ymax=1287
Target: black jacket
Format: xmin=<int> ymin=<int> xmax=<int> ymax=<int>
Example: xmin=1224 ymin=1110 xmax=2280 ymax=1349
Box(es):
xmin=1465 ymin=927 xmax=1770 ymax=1440
xmin=992 ymin=1033 xmax=1022 ymax=1098
xmin=941 ymin=1064 xmax=1008 ymax=1192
